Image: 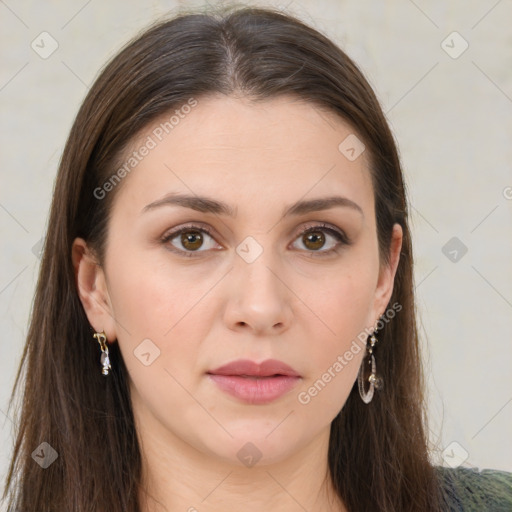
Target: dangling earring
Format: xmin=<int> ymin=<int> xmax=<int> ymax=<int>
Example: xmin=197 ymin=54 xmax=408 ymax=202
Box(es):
xmin=358 ymin=331 xmax=382 ymax=404
xmin=93 ymin=331 xmax=111 ymax=376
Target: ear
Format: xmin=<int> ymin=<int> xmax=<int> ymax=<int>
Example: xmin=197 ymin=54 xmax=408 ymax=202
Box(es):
xmin=371 ymin=223 xmax=403 ymax=324
xmin=71 ymin=237 xmax=117 ymax=343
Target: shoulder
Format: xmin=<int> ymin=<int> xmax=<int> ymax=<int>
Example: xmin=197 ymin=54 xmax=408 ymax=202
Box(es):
xmin=434 ymin=465 xmax=512 ymax=511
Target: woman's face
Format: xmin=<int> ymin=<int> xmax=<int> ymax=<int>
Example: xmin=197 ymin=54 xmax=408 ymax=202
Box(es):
xmin=74 ymin=94 xmax=401 ymax=467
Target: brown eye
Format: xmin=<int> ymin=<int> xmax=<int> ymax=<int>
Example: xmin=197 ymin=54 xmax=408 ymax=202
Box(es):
xmin=161 ymin=225 xmax=219 ymax=257
xmin=180 ymin=230 xmax=204 ymax=251
xmin=302 ymin=230 xmax=326 ymax=250
xmin=292 ymin=224 xmax=349 ymax=256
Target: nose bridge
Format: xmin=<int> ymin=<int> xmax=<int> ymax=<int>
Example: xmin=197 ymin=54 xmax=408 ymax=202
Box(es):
xmin=226 ymin=234 xmax=291 ymax=332
xmin=235 ymin=235 xmax=282 ymax=298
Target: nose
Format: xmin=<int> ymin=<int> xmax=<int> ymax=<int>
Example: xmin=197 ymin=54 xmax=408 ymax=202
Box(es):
xmin=223 ymin=247 xmax=293 ymax=336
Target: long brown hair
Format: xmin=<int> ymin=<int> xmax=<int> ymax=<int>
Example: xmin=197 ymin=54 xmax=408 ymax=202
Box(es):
xmin=3 ymin=5 xmax=444 ymax=511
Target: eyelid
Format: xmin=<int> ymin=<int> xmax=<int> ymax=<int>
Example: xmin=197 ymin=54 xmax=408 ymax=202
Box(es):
xmin=160 ymin=222 xmax=221 ymax=256
xmin=160 ymin=221 xmax=350 ymax=257
xmin=294 ymin=222 xmax=350 ymax=245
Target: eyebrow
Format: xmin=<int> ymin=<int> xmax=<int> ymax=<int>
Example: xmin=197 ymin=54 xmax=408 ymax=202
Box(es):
xmin=141 ymin=192 xmax=363 ymax=218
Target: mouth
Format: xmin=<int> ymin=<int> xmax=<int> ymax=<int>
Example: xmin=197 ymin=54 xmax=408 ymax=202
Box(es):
xmin=206 ymin=359 xmax=302 ymax=404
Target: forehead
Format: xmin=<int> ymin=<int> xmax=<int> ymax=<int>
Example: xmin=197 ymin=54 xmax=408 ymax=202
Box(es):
xmin=111 ymin=94 xmax=374 ymax=219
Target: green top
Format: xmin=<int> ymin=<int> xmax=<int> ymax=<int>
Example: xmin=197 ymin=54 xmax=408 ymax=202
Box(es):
xmin=435 ymin=466 xmax=512 ymax=511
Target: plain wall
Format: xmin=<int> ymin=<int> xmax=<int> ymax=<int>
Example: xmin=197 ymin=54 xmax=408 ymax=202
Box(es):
xmin=1 ymin=0 xmax=511 ymax=497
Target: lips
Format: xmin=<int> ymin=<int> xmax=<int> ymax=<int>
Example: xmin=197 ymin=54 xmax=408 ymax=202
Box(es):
xmin=208 ymin=358 xmax=301 ymax=378
xmin=207 ymin=359 xmax=301 ymax=404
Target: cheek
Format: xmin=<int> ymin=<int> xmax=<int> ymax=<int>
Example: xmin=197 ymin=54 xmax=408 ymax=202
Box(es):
xmin=108 ymin=251 xmax=215 ymax=430
xmin=106 ymin=244 xmax=217 ymax=338
xmin=104 ymin=247 xmax=213 ymax=393
xmin=292 ymin=254 xmax=377 ymax=409
xmin=304 ymin=253 xmax=378 ymax=339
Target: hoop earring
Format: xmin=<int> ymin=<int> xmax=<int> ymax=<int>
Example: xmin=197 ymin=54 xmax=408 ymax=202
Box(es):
xmin=93 ymin=331 xmax=111 ymax=376
xmin=358 ymin=332 xmax=382 ymax=404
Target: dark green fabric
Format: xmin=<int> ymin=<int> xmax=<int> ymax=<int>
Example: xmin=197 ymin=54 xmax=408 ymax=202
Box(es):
xmin=435 ymin=466 xmax=512 ymax=511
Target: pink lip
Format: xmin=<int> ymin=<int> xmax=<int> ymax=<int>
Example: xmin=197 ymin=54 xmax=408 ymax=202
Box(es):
xmin=207 ymin=359 xmax=301 ymax=405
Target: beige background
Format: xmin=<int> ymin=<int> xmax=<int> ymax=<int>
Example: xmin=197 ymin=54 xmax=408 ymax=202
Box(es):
xmin=1 ymin=0 xmax=511 ymax=495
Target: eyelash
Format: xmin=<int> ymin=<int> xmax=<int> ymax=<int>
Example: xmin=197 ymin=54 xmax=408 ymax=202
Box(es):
xmin=160 ymin=222 xmax=350 ymax=258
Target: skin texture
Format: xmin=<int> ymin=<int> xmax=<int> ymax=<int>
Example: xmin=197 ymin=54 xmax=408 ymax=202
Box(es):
xmin=72 ymin=94 xmax=402 ymax=512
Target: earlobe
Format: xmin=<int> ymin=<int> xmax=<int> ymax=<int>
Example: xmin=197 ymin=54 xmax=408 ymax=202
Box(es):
xmin=71 ymin=237 xmax=117 ymax=343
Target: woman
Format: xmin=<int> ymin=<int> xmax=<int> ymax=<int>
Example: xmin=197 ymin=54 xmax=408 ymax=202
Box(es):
xmin=3 ymin=5 xmax=511 ymax=511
